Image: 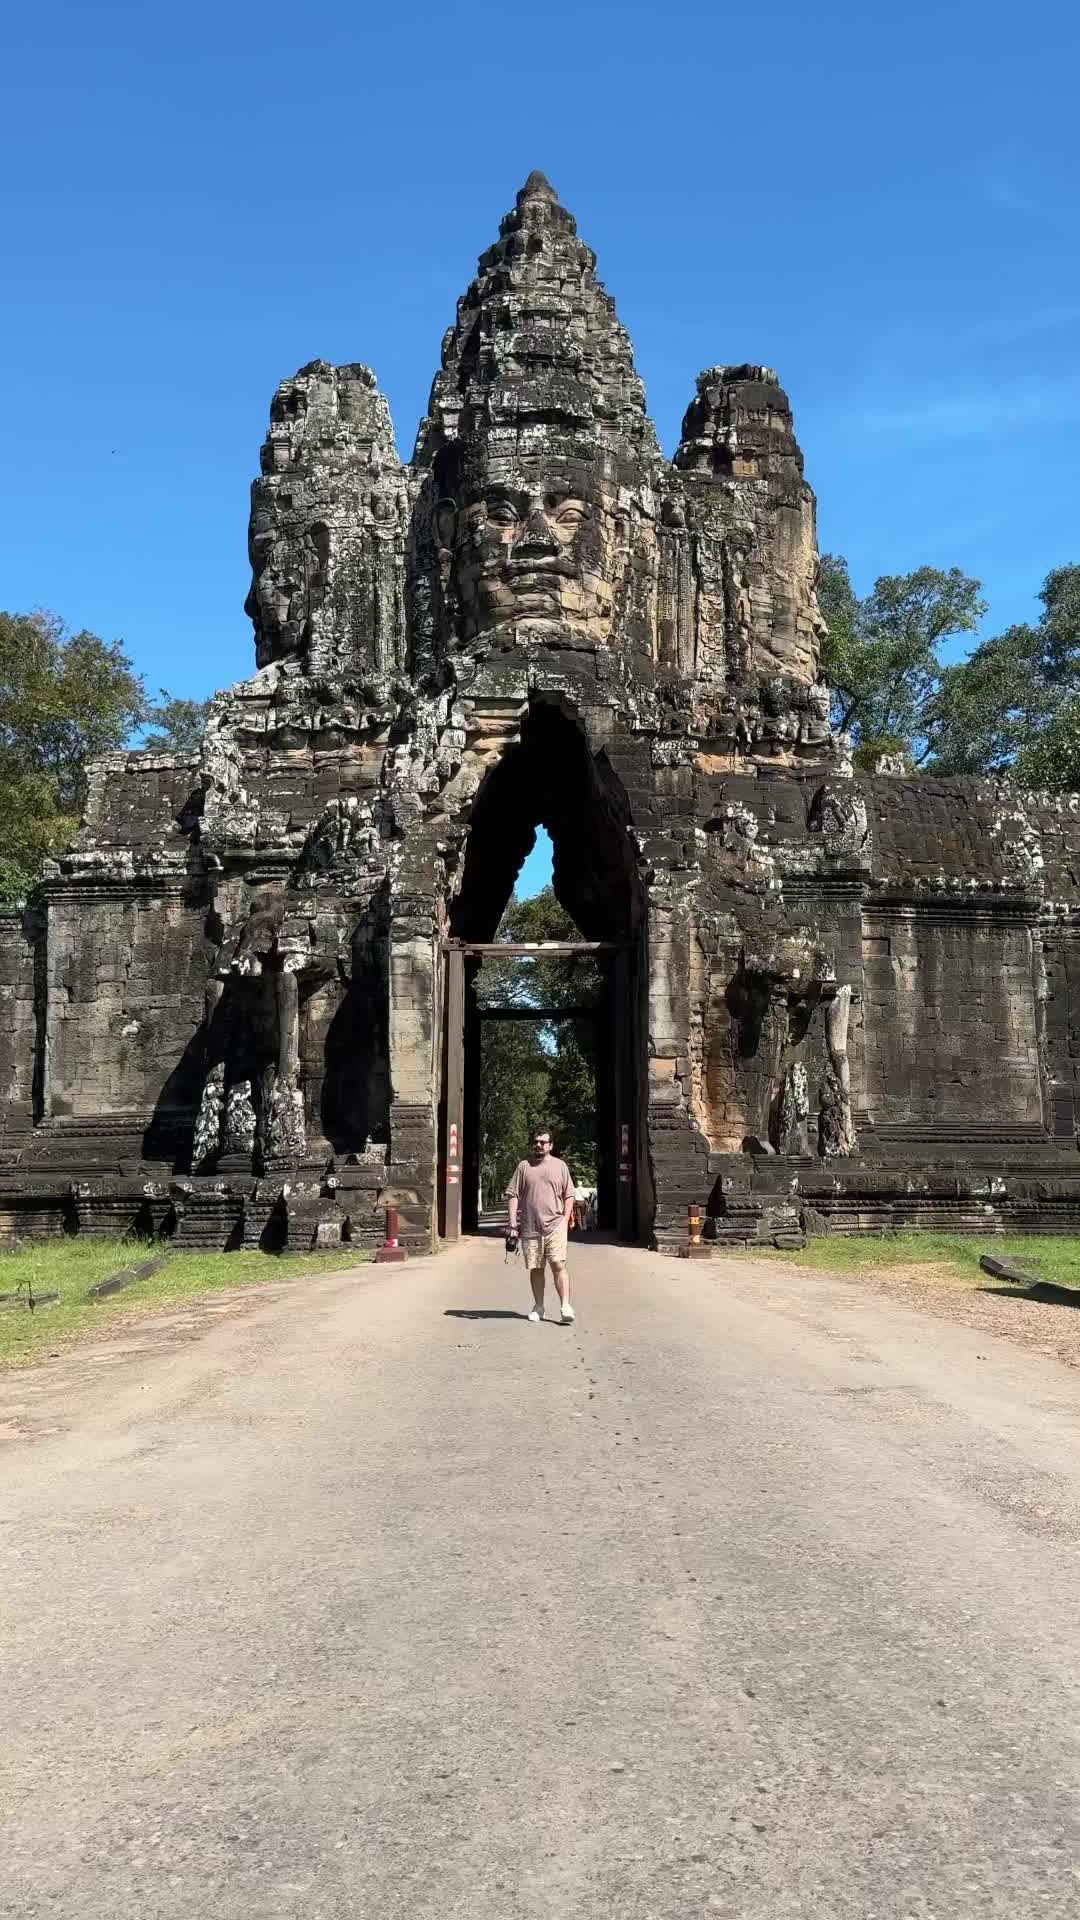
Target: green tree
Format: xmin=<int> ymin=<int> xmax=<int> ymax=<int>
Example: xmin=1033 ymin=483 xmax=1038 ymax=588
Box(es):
xmin=478 ymin=1019 xmax=552 ymax=1206
xmin=819 ymin=555 xmax=985 ymax=763
xmin=923 ymin=624 xmax=1049 ymax=774
xmin=819 ymin=556 xmax=1080 ymax=784
xmin=480 ymin=886 xmax=602 ymax=1013
xmin=476 ymin=886 xmax=601 ymax=1202
xmin=927 ymin=564 xmax=1080 ymax=779
xmin=544 ymin=1019 xmax=598 ymax=1180
xmin=143 ymin=691 xmax=212 ymax=754
xmin=1011 ymin=695 xmax=1080 ymax=790
xmin=0 ymin=611 xmax=151 ymax=900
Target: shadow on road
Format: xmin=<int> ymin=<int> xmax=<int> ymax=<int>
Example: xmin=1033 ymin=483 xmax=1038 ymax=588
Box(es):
xmin=444 ymin=1308 xmax=532 ymax=1321
xmin=979 ymin=1282 xmax=1080 ymax=1310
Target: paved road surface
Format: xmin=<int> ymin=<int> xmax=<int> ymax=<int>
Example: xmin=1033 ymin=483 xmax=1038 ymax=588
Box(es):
xmin=4 ymin=1239 xmax=1080 ymax=1917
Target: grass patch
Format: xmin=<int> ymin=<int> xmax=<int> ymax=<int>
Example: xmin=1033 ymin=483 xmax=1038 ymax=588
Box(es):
xmin=0 ymin=1238 xmax=369 ymax=1370
xmin=751 ymin=1231 xmax=1080 ymax=1293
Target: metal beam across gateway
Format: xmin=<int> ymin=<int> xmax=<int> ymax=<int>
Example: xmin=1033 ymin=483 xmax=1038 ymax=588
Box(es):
xmin=444 ymin=941 xmax=629 ymax=956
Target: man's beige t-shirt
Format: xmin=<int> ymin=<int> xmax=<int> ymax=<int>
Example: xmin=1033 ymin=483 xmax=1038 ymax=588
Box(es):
xmin=505 ymin=1156 xmax=573 ymax=1236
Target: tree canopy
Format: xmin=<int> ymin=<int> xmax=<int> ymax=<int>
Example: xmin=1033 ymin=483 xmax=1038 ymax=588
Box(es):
xmin=819 ymin=557 xmax=985 ymax=764
xmin=0 ymin=611 xmax=211 ymax=902
xmin=0 ymin=611 xmax=149 ymax=899
xmin=819 ymin=557 xmax=1080 ymax=786
xmin=143 ymin=692 xmax=213 ymax=755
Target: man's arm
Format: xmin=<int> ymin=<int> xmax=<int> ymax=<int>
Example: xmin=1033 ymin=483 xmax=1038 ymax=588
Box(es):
xmin=505 ymin=1164 xmax=521 ymax=1231
xmin=561 ymin=1164 xmax=575 ymax=1228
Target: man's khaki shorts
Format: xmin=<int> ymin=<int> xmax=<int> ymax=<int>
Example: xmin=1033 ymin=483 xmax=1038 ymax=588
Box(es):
xmin=520 ymin=1224 xmax=568 ymax=1271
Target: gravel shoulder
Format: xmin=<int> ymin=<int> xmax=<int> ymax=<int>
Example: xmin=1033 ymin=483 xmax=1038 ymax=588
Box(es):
xmin=745 ymin=1250 xmax=1080 ymax=1370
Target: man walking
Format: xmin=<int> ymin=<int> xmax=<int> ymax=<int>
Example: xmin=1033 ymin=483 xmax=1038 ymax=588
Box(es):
xmin=505 ymin=1127 xmax=576 ymax=1325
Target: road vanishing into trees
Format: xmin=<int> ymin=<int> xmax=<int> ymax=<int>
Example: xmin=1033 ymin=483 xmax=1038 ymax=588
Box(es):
xmin=3 ymin=1239 xmax=1080 ymax=1917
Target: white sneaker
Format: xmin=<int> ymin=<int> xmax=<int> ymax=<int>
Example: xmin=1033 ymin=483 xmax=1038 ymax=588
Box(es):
xmin=561 ymin=1303 xmax=575 ymax=1324
xmin=528 ymin=1307 xmax=543 ymax=1323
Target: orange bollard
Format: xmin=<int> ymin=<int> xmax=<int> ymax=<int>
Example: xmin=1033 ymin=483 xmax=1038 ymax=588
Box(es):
xmin=375 ymin=1203 xmax=407 ymax=1264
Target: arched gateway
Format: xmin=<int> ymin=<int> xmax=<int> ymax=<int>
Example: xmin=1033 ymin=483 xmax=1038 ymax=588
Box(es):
xmin=15 ymin=172 xmax=1080 ymax=1250
xmin=442 ymin=697 xmax=647 ymax=1240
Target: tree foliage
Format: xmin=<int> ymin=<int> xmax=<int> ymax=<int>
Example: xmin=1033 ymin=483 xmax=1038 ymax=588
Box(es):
xmin=143 ymin=692 xmax=212 ymax=754
xmin=818 ymin=557 xmax=1080 ymax=788
xmin=478 ymin=1019 xmax=554 ymax=1207
xmin=476 ymin=887 xmax=600 ymax=1205
xmin=478 ymin=887 xmax=603 ymax=1013
xmin=0 ymin=611 xmax=212 ymax=904
xmin=0 ymin=611 xmax=151 ymax=900
xmin=819 ymin=556 xmax=985 ymax=761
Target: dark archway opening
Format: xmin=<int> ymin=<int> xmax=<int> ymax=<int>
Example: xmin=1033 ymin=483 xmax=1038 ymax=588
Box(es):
xmin=442 ymin=699 xmax=648 ymax=1240
xmin=449 ymin=699 xmax=644 ymax=946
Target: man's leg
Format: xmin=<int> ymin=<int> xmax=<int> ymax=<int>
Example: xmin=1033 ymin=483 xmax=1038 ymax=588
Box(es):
xmin=522 ymin=1238 xmax=546 ymax=1320
xmin=549 ymin=1227 xmax=574 ymax=1322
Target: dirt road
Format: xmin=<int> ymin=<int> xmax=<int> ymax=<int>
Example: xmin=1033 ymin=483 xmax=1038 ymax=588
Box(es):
xmin=3 ymin=1239 xmax=1080 ymax=1916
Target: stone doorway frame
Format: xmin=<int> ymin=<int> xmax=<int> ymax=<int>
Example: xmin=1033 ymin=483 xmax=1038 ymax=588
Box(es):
xmin=441 ymin=938 xmax=640 ymax=1244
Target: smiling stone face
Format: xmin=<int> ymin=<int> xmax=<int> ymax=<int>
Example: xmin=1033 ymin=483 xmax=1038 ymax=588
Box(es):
xmin=438 ymin=462 xmax=620 ymax=644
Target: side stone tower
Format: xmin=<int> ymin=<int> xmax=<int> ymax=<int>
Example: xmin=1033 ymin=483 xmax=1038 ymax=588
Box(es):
xmin=3 ymin=171 xmax=1080 ymax=1251
xmin=246 ymin=361 xmax=408 ymax=681
xmin=674 ymin=363 xmax=825 ymax=689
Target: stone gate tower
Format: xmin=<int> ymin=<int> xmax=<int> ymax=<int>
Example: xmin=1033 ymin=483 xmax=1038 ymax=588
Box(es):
xmin=5 ymin=172 xmax=1080 ymax=1249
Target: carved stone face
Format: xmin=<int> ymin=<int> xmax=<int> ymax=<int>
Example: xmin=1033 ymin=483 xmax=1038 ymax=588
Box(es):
xmin=439 ymin=465 xmax=619 ymax=642
xmin=246 ymin=534 xmax=301 ymax=661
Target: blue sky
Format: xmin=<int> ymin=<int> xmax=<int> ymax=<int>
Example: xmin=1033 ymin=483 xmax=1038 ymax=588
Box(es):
xmin=4 ymin=0 xmax=1078 ymax=854
xmin=518 ymin=831 xmax=554 ymax=902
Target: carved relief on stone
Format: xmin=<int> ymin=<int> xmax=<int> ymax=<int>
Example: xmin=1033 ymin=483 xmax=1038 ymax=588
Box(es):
xmin=742 ymin=929 xmax=834 ymax=992
xmin=807 ymin=781 xmax=870 ymax=853
xmin=297 ymin=796 xmax=378 ymax=881
xmin=434 ymin=471 xmax=624 ymax=647
xmin=257 ymin=966 xmax=306 ymax=1169
xmin=776 ymin=1062 xmax=810 ymax=1155
xmin=197 ymin=722 xmax=260 ymax=852
xmin=189 ymin=902 xmax=342 ymax=1175
xmin=819 ymin=984 xmax=857 ymax=1157
xmin=223 ymin=1079 xmax=257 ymax=1158
xmin=858 ymin=744 xmax=908 ymax=776
xmin=259 ymin=1073 xmax=307 ymax=1167
xmin=802 ymin=678 xmax=832 ymax=748
xmin=192 ymin=1060 xmax=226 ymax=1168
xmin=246 ymin=361 xmax=407 ymax=679
xmin=989 ymin=801 xmax=1045 ymax=892
xmin=410 ymin=172 xmax=665 ymax=664
xmin=721 ymin=928 xmax=834 ymax=1157
xmin=719 ymin=801 xmax=763 ymax=862
xmin=674 ymin=365 xmax=826 ymax=690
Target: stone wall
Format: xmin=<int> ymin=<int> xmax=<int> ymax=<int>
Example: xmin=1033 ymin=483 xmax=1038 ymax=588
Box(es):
xmin=44 ymin=888 xmax=209 ymax=1127
xmin=858 ymin=911 xmax=1044 ymax=1132
xmin=0 ymin=911 xmax=41 ymax=1138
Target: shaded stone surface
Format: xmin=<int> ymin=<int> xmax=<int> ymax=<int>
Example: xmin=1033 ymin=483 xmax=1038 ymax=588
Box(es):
xmin=4 ymin=172 xmax=1080 ymax=1249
